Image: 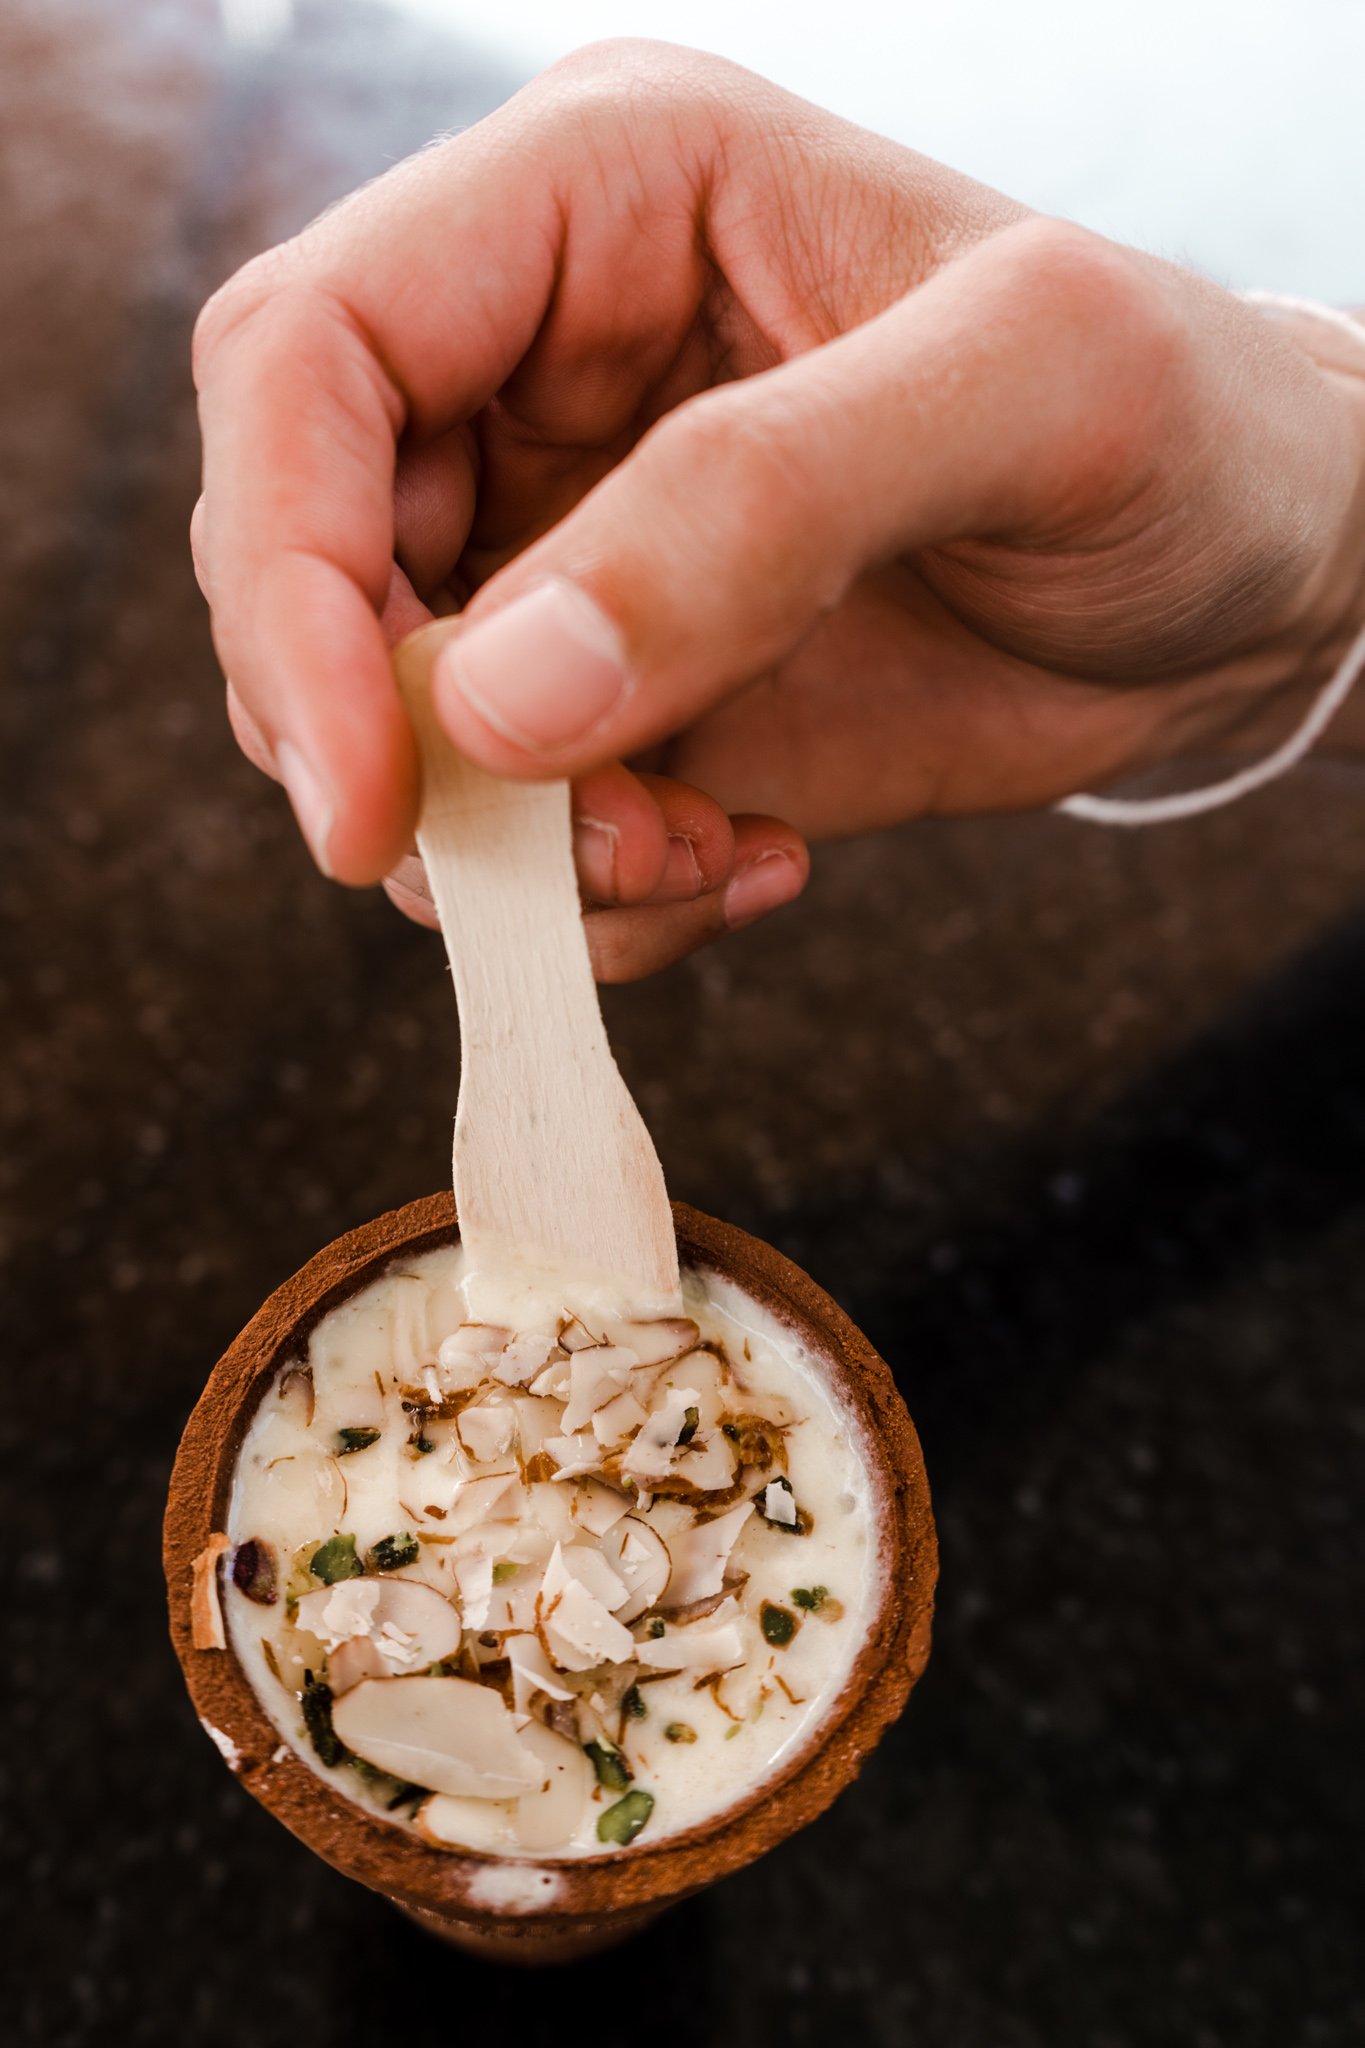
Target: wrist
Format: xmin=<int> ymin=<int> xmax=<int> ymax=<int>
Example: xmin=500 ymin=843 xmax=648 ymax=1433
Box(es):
xmin=1181 ymin=303 xmax=1365 ymax=766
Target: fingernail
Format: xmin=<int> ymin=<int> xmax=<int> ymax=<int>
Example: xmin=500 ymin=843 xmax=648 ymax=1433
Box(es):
xmin=573 ymin=816 xmax=619 ymax=901
xmin=436 ymin=578 xmax=630 ymax=753
xmin=723 ymin=852 xmax=804 ymax=930
xmin=659 ymin=833 xmax=703 ymax=900
xmin=276 ymin=741 xmax=334 ymax=877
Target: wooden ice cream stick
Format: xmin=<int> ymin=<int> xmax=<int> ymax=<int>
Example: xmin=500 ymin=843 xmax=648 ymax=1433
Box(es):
xmin=393 ymin=618 xmax=681 ymax=1316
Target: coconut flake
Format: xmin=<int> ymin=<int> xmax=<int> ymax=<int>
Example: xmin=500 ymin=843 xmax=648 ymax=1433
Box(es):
xmin=664 ymin=1501 xmax=754 ymax=1607
xmin=436 ymin=1326 xmax=508 ymax=1391
xmin=634 ymin=1615 xmax=745 ymax=1673
xmin=445 ymin=1471 xmax=519 ymax=1534
xmin=557 ymin=1315 xmax=602 ymax=1351
xmin=198 ymin=1717 xmax=241 ymax=1769
xmin=456 ymin=1402 xmax=516 ymax=1462
xmin=603 ymin=1317 xmax=700 ymax=1366
xmin=621 ymin=1384 xmax=700 ymax=1485
xmin=529 ymin=1356 xmax=572 ymax=1400
xmin=493 ymin=1333 xmax=558 ymax=1387
xmin=555 ymin=1541 xmax=629 ymax=1613
xmin=506 ymin=1631 xmax=576 ymax=1713
xmin=293 ymin=1576 xmax=461 ymax=1674
xmin=190 ymin=1533 xmax=231 ymax=1650
xmin=455 ymin=1550 xmax=495 ymax=1630
xmin=672 ymin=1431 xmax=738 ymax=1494
xmin=538 ymin=1544 xmax=636 ymax=1670
xmin=331 ymin=1675 xmax=542 ymax=1799
xmin=561 ymin=1347 xmax=637 ymax=1433
xmin=543 ymin=1433 xmax=602 ymax=1481
xmin=572 ymin=1480 xmax=632 ymax=1537
xmin=591 ymin=1388 xmax=648 ymax=1446
xmin=762 ymin=1479 xmax=798 ymax=1527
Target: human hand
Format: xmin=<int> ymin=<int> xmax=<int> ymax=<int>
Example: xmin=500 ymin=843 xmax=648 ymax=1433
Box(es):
xmin=192 ymin=40 xmax=1365 ymax=979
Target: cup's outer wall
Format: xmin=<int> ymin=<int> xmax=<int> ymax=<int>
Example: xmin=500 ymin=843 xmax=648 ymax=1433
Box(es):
xmin=163 ymin=1195 xmax=937 ymax=1946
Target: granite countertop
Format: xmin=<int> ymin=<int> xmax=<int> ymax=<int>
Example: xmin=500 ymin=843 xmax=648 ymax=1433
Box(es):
xmin=3 ymin=4 xmax=1362 ymax=2043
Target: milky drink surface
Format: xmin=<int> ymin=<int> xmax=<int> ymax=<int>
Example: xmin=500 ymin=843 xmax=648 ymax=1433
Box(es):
xmin=226 ymin=1244 xmax=876 ymax=1857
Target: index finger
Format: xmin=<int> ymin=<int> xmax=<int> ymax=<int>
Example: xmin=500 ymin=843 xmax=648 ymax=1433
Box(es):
xmin=192 ymin=109 xmax=566 ymax=880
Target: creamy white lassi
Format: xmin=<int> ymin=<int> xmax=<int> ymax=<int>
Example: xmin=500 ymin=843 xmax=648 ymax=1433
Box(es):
xmin=224 ymin=1244 xmax=875 ymax=1857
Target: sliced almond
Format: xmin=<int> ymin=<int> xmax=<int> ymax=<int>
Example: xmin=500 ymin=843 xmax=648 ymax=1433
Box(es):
xmin=328 ymin=1635 xmax=388 ymax=1693
xmin=598 ymin=1515 xmax=671 ymax=1623
xmin=331 ymin=1675 xmax=542 ymax=1799
xmin=416 ymin=1791 xmax=518 ymax=1853
xmin=190 ymin=1533 xmax=231 ymax=1649
xmin=663 ymin=1501 xmax=754 ymax=1607
xmin=513 ymin=1719 xmax=594 ymax=1851
xmin=293 ymin=1575 xmax=461 ymax=1673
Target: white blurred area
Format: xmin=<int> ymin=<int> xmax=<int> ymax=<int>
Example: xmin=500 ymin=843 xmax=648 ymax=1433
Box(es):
xmin=216 ymin=0 xmax=1365 ymax=301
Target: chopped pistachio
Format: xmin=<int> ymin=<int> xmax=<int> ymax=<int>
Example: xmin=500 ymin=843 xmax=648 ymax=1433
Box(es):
xmin=760 ymin=1602 xmax=798 ymax=1647
xmin=724 ymin=1723 xmax=742 ymax=1741
xmin=347 ymin=1757 xmax=425 ymax=1811
xmin=678 ymin=1405 xmax=700 ymax=1447
xmin=596 ymin=1788 xmax=654 ymax=1847
xmin=231 ymin=1538 xmax=278 ymax=1605
xmin=663 ymin=1722 xmax=697 ymax=1744
xmin=310 ymin=1534 xmax=362 ymax=1584
xmin=301 ymin=1673 xmax=347 ymax=1767
xmin=285 ymin=1543 xmax=321 ymax=1606
xmin=646 ymin=1617 xmax=667 ymax=1639
xmin=622 ymin=1685 xmax=648 ymax=1722
xmin=365 ymin=1532 xmax=420 ymax=1573
xmin=791 ymin=1585 xmax=828 ymax=1612
xmin=584 ymin=1739 xmax=633 ymax=1793
xmin=492 ymin=1560 xmax=519 ymax=1584
xmin=336 ymin=1427 xmax=382 ymax=1456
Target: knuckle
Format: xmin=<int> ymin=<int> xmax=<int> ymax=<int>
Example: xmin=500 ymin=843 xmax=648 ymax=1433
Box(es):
xmin=543 ymin=37 xmax=742 ymax=125
xmin=655 ymin=390 xmax=810 ymax=537
xmin=1006 ymin=216 xmax=1184 ymax=371
xmin=191 ymin=244 xmax=298 ymax=387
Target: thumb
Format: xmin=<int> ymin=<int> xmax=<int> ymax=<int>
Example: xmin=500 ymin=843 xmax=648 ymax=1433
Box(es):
xmin=432 ymin=217 xmax=1177 ymax=778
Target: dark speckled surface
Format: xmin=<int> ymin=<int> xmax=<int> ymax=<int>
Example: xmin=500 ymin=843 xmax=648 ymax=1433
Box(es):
xmin=3 ymin=3 xmax=1363 ymax=2042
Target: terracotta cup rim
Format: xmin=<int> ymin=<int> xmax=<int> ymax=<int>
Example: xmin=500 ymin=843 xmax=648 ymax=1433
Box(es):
xmin=163 ymin=1194 xmax=937 ymax=1934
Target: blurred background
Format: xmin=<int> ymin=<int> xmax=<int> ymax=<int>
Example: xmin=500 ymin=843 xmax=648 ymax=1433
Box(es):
xmin=4 ymin=2 xmax=1364 ymax=2042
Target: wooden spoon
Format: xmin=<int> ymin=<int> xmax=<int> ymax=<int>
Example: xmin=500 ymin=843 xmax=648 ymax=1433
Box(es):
xmin=393 ymin=618 xmax=681 ymax=1321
